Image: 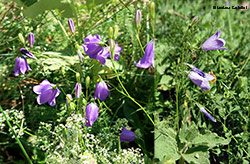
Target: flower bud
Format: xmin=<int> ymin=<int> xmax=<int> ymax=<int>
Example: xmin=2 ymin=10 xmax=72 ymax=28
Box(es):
xmin=66 ymin=94 xmax=72 ymax=106
xmin=76 ymin=72 xmax=81 ymax=83
xmin=150 ymin=2 xmax=155 ymax=19
xmin=86 ymin=76 xmax=90 ymax=89
xmin=18 ymin=33 xmax=25 ymax=45
xmin=77 ymin=49 xmax=84 ymax=62
xmin=191 ymin=16 xmax=199 ymax=26
xmin=68 ymin=18 xmax=75 ymax=33
xmin=28 ymin=32 xmax=34 ymax=47
xmin=114 ymin=25 xmax=119 ymax=40
xmin=108 ymin=27 xmax=114 ymax=39
xmin=75 ymin=82 xmax=82 ymax=99
xmin=135 ymin=10 xmax=142 ymax=28
xmin=109 ymin=39 xmax=115 ymax=54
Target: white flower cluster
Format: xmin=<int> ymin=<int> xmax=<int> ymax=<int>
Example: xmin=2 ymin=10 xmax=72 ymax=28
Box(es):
xmin=0 ymin=109 xmax=25 ymax=138
xmin=33 ymin=113 xmax=144 ymax=163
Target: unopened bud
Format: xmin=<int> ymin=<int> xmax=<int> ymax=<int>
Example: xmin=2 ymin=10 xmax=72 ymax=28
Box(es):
xmin=18 ymin=33 xmax=25 ymax=45
xmin=68 ymin=18 xmax=75 ymax=33
xmin=191 ymin=16 xmax=199 ymax=26
xmin=76 ymin=72 xmax=80 ymax=83
xmin=109 ymin=39 xmax=115 ymax=53
xmin=150 ymin=2 xmax=155 ymax=19
xmin=108 ymin=27 xmax=114 ymax=39
xmin=82 ymin=98 xmax=87 ymax=106
xmin=86 ymin=76 xmax=90 ymax=89
xmin=61 ymin=65 xmax=66 ymax=76
xmin=114 ymin=25 xmax=119 ymax=40
xmin=77 ymin=49 xmax=84 ymax=62
xmin=28 ymin=33 xmax=34 ymax=47
xmin=135 ymin=10 xmax=142 ymax=28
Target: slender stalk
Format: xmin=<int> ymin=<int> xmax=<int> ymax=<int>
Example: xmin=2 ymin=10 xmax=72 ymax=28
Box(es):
xmin=109 ymin=47 xmax=154 ymax=125
xmin=136 ymin=32 xmax=145 ymax=55
xmin=51 ymin=11 xmax=70 ymax=41
xmin=0 ymin=106 xmax=33 ymax=164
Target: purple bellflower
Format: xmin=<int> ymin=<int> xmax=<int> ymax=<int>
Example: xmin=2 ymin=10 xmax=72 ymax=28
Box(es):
xmin=202 ymin=30 xmax=227 ymax=51
xmin=200 ymin=107 xmax=216 ymax=122
xmin=188 ymin=65 xmax=216 ymax=91
xmin=120 ymin=126 xmax=136 ymax=142
xmin=94 ymin=81 xmax=109 ymax=101
xmin=135 ymin=40 xmax=154 ymax=69
xmin=28 ymin=33 xmax=34 ymax=47
xmin=85 ymin=103 xmax=99 ymax=127
xmin=13 ymin=56 xmax=31 ymax=76
xmin=33 ymin=79 xmax=60 ymax=106
xmin=83 ymin=34 xmax=104 ymax=59
xmin=68 ymin=18 xmax=75 ymax=33
xmin=20 ymin=48 xmax=36 ymax=59
xmin=75 ymin=83 xmax=82 ymax=99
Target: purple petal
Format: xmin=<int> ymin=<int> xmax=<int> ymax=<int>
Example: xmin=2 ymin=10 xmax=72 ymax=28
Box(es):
xmin=28 ymin=33 xmax=34 ymax=47
xmin=135 ymin=40 xmax=154 ymax=69
xmin=200 ymin=107 xmax=216 ymax=122
xmin=37 ymin=85 xmax=53 ymax=104
xmin=120 ymin=126 xmax=136 ymax=142
xmin=94 ymin=81 xmax=109 ymax=101
xmin=13 ymin=57 xmax=20 ymax=76
xmin=20 ymin=48 xmax=35 ymax=59
xmin=202 ymin=30 xmax=227 ymax=51
xmin=75 ymin=83 xmax=82 ymax=99
xmin=85 ymin=103 xmax=99 ymax=127
xmin=188 ymin=71 xmax=210 ymax=91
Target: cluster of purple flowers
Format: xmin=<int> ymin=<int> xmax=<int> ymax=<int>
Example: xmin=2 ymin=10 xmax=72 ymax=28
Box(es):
xmin=13 ymin=33 xmax=35 ymax=76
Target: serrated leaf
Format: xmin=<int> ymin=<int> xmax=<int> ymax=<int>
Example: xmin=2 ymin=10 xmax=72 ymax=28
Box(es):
xmin=155 ymin=125 xmax=180 ymax=161
xmin=192 ymin=130 xmax=230 ymax=148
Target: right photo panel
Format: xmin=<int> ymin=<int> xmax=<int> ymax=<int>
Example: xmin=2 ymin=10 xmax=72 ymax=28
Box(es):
xmin=154 ymin=0 xmax=250 ymax=163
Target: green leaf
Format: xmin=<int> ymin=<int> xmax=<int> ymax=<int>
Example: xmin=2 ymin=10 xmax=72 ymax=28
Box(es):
xmin=38 ymin=51 xmax=79 ymax=71
xmin=182 ymin=145 xmax=210 ymax=164
xmin=192 ymin=130 xmax=230 ymax=148
xmin=23 ymin=0 xmax=73 ymax=18
xmin=155 ymin=124 xmax=180 ymax=161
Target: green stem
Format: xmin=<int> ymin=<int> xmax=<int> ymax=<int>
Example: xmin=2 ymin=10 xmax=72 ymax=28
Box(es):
xmin=136 ymin=32 xmax=145 ymax=55
xmin=0 ymin=105 xmax=33 ymax=164
xmin=110 ymin=48 xmax=154 ymax=125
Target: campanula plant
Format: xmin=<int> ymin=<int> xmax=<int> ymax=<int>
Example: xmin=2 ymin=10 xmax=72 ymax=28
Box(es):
xmin=13 ymin=56 xmax=32 ymax=76
xmin=202 ymin=30 xmax=227 ymax=51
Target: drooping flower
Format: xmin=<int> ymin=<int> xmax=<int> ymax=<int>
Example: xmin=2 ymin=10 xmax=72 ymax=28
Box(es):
xmin=68 ymin=18 xmax=75 ymax=33
xmin=85 ymin=103 xmax=99 ymax=127
xmin=202 ymin=30 xmax=227 ymax=51
xmin=20 ymin=48 xmax=36 ymax=59
xmin=28 ymin=33 xmax=34 ymax=47
xmin=13 ymin=56 xmax=32 ymax=76
xmin=120 ymin=126 xmax=136 ymax=142
xmin=188 ymin=65 xmax=216 ymax=91
xmin=200 ymin=107 xmax=216 ymax=122
xmin=33 ymin=79 xmax=60 ymax=106
xmin=135 ymin=10 xmax=142 ymax=28
xmin=75 ymin=83 xmax=82 ymax=99
xmin=83 ymin=34 xmax=104 ymax=59
xmin=135 ymin=40 xmax=154 ymax=69
xmin=94 ymin=81 xmax=109 ymax=101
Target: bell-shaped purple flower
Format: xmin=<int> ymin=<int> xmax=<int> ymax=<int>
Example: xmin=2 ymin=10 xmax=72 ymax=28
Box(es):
xmin=28 ymin=33 xmax=34 ymax=47
xmin=188 ymin=65 xmax=215 ymax=91
xmin=68 ymin=18 xmax=75 ymax=33
xmin=200 ymin=107 xmax=216 ymax=122
xmin=135 ymin=40 xmax=154 ymax=69
xmin=120 ymin=126 xmax=136 ymax=142
xmin=94 ymin=81 xmax=109 ymax=101
xmin=20 ymin=48 xmax=36 ymax=59
xmin=75 ymin=83 xmax=82 ymax=99
xmin=85 ymin=103 xmax=99 ymax=127
xmin=202 ymin=30 xmax=227 ymax=51
xmin=83 ymin=34 xmax=104 ymax=59
xmin=13 ymin=56 xmax=32 ymax=76
xmin=33 ymin=79 xmax=60 ymax=106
